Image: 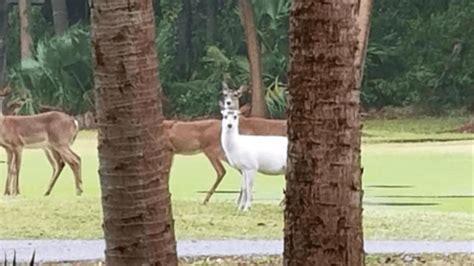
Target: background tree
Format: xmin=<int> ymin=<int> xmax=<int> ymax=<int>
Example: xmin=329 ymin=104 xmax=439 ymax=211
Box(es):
xmin=206 ymin=0 xmax=218 ymax=44
xmin=66 ymin=0 xmax=89 ymax=25
xmin=176 ymin=0 xmax=193 ymax=79
xmin=4 ymin=0 xmax=473 ymax=118
xmin=0 ymin=0 xmax=8 ymax=88
xmin=284 ymin=0 xmax=364 ymax=265
xmin=355 ymin=0 xmax=373 ymax=88
xmin=19 ymin=0 xmax=33 ymax=61
xmin=91 ymin=0 xmax=178 ymax=264
xmin=239 ymin=0 xmax=267 ymax=117
xmin=51 ymin=0 xmax=68 ymax=35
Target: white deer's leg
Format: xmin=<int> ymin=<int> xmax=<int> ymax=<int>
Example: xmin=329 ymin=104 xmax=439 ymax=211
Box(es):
xmin=238 ymin=170 xmax=247 ymax=210
xmin=243 ymin=170 xmax=256 ymax=211
xmin=236 ymin=169 xmax=243 ymax=205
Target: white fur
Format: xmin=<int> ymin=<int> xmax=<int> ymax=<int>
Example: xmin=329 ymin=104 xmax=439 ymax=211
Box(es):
xmin=220 ymin=109 xmax=287 ymax=211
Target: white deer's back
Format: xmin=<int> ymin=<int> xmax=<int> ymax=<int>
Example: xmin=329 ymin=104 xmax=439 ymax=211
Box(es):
xmin=223 ymin=134 xmax=287 ymax=175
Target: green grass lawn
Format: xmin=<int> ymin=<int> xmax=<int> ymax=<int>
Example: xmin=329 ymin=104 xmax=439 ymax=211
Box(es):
xmin=0 ymin=118 xmax=472 ymax=240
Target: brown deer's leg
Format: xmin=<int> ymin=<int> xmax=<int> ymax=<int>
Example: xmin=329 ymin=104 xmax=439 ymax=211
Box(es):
xmin=202 ymin=152 xmax=226 ymax=204
xmin=54 ymin=146 xmax=82 ymax=195
xmin=3 ymin=149 xmax=13 ymax=195
xmin=11 ymin=148 xmax=22 ymax=195
xmin=44 ymin=149 xmax=66 ymax=196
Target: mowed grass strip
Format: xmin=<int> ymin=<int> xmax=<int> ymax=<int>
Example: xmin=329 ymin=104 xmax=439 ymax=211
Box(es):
xmin=363 ymin=117 xmax=474 ymax=143
xmin=0 ymin=198 xmax=473 ymax=240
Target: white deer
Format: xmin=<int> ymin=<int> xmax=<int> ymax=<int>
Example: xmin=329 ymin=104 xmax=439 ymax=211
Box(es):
xmin=163 ymin=82 xmax=286 ymax=204
xmin=220 ymin=109 xmax=287 ymax=211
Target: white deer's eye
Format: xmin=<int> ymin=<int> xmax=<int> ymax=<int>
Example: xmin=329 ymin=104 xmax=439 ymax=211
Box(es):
xmin=233 ymin=115 xmax=237 ymax=119
xmin=224 ymin=116 xmax=228 ymax=119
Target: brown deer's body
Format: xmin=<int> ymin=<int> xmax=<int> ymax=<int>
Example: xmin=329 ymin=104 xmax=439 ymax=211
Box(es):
xmin=0 ymin=111 xmax=82 ymax=196
xmin=164 ymin=116 xmax=286 ymax=204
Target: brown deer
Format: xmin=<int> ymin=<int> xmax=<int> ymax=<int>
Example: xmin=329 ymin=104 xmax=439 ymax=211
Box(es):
xmin=164 ymin=82 xmax=287 ymax=204
xmin=0 ymin=111 xmax=82 ymax=196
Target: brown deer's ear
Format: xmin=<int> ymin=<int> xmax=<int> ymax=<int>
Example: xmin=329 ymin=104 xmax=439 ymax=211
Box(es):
xmin=218 ymin=100 xmax=225 ymax=110
xmin=222 ymin=81 xmax=230 ymax=91
xmin=239 ymin=104 xmax=251 ymax=117
xmin=237 ymin=85 xmax=248 ymax=94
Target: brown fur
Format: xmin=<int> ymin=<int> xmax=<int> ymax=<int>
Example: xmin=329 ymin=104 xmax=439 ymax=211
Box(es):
xmin=0 ymin=111 xmax=82 ymax=196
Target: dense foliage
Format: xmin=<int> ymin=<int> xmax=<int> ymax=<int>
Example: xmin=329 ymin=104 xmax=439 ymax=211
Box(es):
xmin=5 ymin=0 xmax=473 ymax=117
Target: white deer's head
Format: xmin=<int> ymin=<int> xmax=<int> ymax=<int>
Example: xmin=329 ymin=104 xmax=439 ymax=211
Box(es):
xmin=221 ymin=109 xmax=240 ymax=131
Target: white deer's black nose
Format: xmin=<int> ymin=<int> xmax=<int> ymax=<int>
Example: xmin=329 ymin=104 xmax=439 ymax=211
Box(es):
xmin=227 ymin=124 xmax=232 ymax=129
xmin=226 ymin=101 xmax=231 ymax=106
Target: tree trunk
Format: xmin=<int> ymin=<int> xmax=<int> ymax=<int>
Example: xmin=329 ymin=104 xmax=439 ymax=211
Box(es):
xmin=51 ymin=0 xmax=69 ymax=35
xmin=238 ymin=0 xmax=267 ymax=118
xmin=355 ymin=0 xmax=374 ymax=87
xmin=19 ymin=0 xmax=32 ymax=61
xmin=284 ymin=0 xmax=364 ymax=265
xmin=176 ymin=0 xmax=192 ymax=79
xmin=91 ymin=0 xmax=178 ymax=265
xmin=67 ymin=0 xmax=90 ymax=25
xmin=206 ymin=0 xmax=217 ymax=44
xmin=0 ymin=0 xmax=8 ymax=88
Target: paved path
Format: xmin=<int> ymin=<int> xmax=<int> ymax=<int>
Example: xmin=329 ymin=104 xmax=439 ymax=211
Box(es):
xmin=0 ymin=240 xmax=472 ymax=263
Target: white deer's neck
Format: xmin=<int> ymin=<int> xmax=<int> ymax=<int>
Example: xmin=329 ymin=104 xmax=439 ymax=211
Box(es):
xmin=221 ymin=124 xmax=241 ymax=163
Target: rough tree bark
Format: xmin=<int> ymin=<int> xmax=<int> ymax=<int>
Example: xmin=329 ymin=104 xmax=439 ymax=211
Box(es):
xmin=0 ymin=0 xmax=8 ymax=88
xmin=19 ymin=0 xmax=32 ymax=61
xmin=239 ymin=0 xmax=267 ymax=118
xmin=51 ymin=0 xmax=68 ymax=35
xmin=176 ymin=0 xmax=192 ymax=79
xmin=284 ymin=0 xmax=364 ymax=265
xmin=91 ymin=0 xmax=178 ymax=265
xmin=355 ymin=0 xmax=373 ymax=88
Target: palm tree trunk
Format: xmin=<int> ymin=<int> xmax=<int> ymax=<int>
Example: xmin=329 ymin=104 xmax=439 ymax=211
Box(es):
xmin=51 ymin=0 xmax=69 ymax=35
xmin=284 ymin=0 xmax=364 ymax=265
xmin=0 ymin=0 xmax=8 ymax=87
xmin=91 ymin=0 xmax=178 ymax=265
xmin=355 ymin=0 xmax=373 ymax=87
xmin=239 ymin=0 xmax=267 ymax=118
xmin=18 ymin=0 xmax=32 ymax=61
